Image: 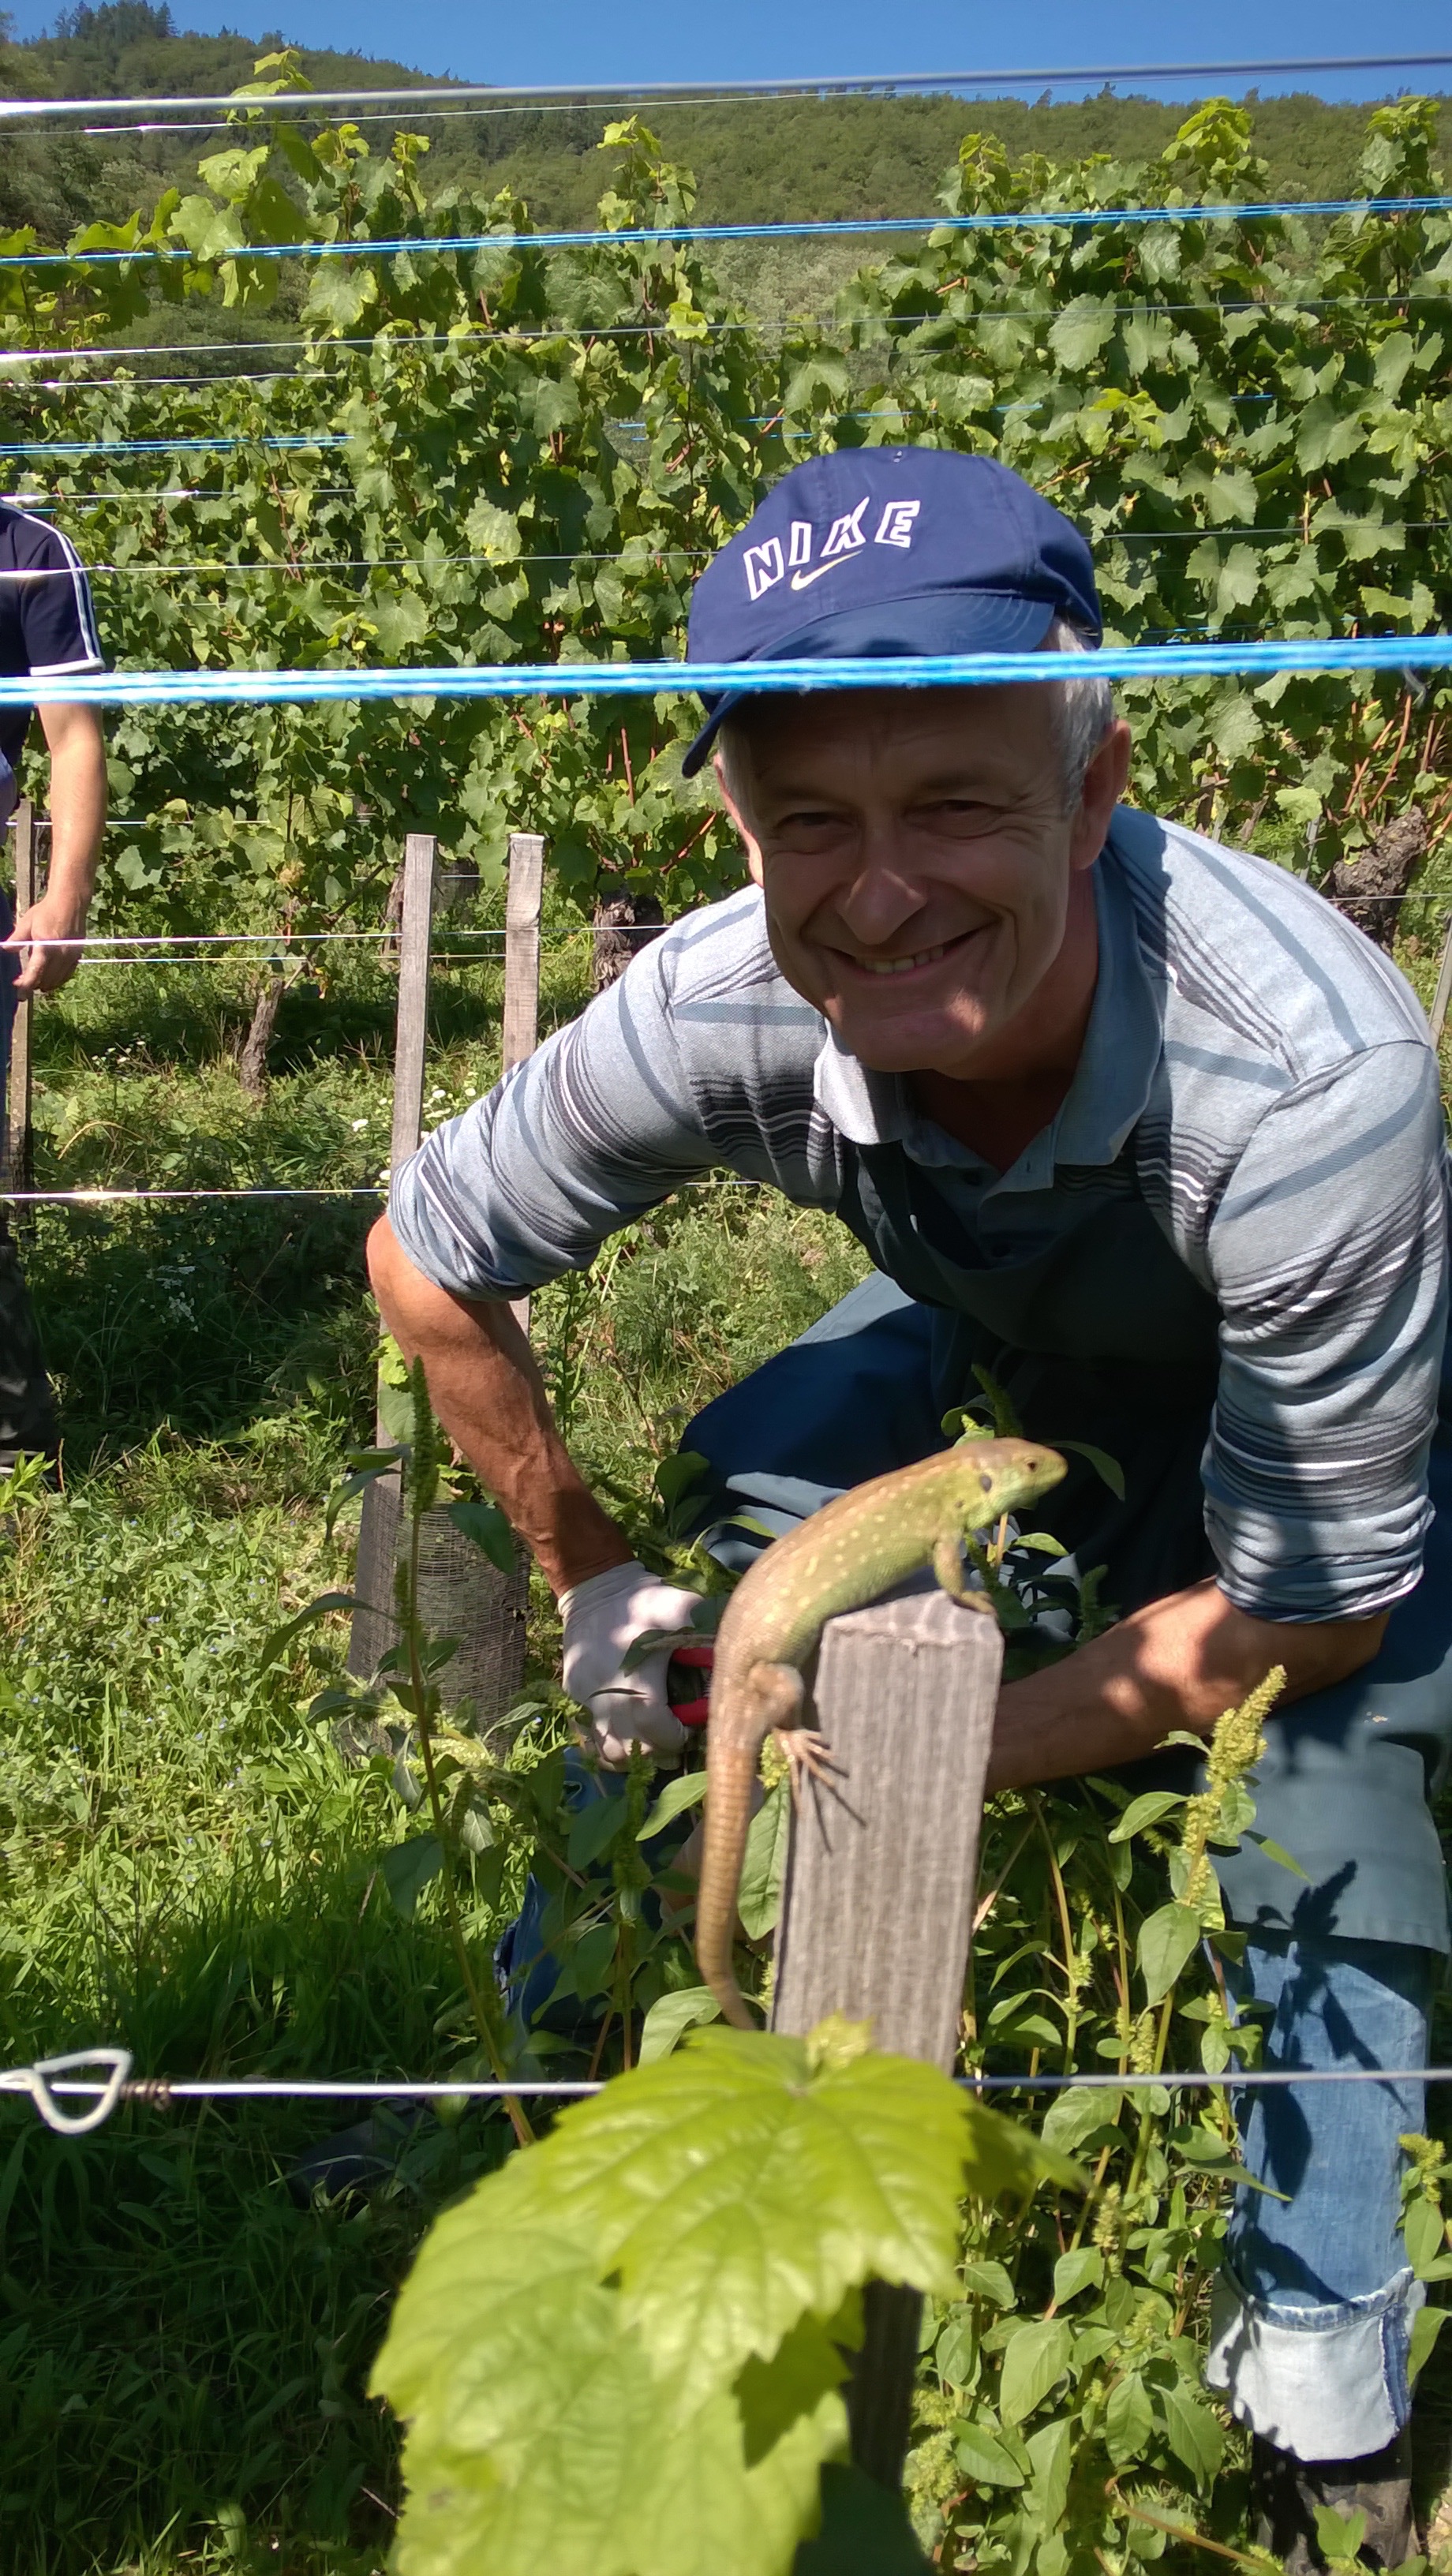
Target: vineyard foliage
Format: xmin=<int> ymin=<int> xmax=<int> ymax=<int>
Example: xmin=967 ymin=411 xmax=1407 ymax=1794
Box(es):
xmin=0 ymin=73 xmax=1449 ymax=942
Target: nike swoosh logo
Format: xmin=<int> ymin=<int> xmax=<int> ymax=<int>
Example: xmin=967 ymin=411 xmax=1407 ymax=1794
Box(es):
xmin=789 ymin=555 xmax=856 ymax=590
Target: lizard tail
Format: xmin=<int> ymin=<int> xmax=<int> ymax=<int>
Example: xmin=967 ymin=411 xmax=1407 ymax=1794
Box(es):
xmin=695 ymin=1743 xmax=762 ymax=2031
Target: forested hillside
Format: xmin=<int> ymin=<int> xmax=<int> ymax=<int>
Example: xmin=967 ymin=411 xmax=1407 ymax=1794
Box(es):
xmin=4 ymin=2 xmax=1450 ymax=248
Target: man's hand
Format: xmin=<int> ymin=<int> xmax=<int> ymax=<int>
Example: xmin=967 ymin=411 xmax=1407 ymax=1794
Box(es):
xmin=6 ymin=702 xmax=107 ymax=995
xmin=6 ymin=885 xmax=92 ymax=994
xmin=988 ymin=1575 xmax=1387 ymax=1793
xmin=367 ymin=1221 xmax=706 ymax=1766
xmin=560 ymin=1561 xmax=704 ymax=1767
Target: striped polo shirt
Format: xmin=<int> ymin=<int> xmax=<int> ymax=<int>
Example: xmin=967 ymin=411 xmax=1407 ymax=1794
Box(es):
xmin=391 ymin=803 xmax=1449 ymax=1627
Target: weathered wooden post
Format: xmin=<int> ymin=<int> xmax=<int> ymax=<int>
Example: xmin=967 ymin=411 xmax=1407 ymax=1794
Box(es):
xmin=347 ymin=831 xmax=531 ymax=1746
xmin=500 ymin=830 xmax=544 ymax=1338
xmin=2 ymin=798 xmax=36 ymax=1204
xmin=772 ymin=1591 xmax=1004 ymax=2495
xmin=387 ymin=829 xmax=436 ymax=1219
xmin=501 ymin=831 xmax=545 ymax=1073
xmin=1429 ymin=908 xmax=1452 ymax=1050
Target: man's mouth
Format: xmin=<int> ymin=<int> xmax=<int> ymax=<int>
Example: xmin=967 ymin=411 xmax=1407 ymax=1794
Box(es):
xmin=833 ymin=927 xmax=982 ymax=980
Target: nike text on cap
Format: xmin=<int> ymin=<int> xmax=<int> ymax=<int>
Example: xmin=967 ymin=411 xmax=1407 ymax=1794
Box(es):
xmin=679 ymin=447 xmax=1102 ymax=777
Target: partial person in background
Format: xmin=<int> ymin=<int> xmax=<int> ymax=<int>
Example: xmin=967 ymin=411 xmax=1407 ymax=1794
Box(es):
xmin=0 ymin=501 xmax=107 ymax=1466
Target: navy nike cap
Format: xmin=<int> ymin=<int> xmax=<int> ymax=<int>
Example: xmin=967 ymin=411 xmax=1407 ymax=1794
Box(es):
xmin=681 ymin=447 xmax=1101 ymax=777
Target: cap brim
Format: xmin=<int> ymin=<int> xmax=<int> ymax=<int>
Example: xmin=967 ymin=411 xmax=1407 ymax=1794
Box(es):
xmin=681 ymin=590 xmax=1063 ymax=777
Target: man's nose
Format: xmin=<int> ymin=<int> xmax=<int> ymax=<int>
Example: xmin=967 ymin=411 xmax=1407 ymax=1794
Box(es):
xmin=834 ymin=837 xmax=926 ymax=948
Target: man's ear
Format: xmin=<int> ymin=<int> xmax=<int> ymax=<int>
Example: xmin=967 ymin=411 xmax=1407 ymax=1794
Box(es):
xmin=713 ymin=751 xmax=765 ymax=888
xmin=1070 ymin=719 xmax=1132 ymax=871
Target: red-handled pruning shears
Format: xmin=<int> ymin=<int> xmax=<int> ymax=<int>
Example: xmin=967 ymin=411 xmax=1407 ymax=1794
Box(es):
xmin=666 ymin=1641 xmax=714 ymax=1728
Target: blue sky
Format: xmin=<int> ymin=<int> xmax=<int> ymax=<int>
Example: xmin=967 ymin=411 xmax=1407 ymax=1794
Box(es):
xmin=6 ymin=0 xmax=1450 ymax=98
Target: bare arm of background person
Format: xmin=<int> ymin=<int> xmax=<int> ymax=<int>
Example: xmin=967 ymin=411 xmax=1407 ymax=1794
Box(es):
xmin=4 ymin=704 xmax=107 ymax=996
xmin=367 ymin=1211 xmax=635 ymax=1597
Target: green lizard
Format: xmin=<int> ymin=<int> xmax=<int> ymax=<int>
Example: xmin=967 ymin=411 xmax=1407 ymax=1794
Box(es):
xmin=695 ymin=1437 xmax=1067 ymax=2029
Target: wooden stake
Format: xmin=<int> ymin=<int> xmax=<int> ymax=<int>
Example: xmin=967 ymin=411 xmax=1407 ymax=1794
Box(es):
xmin=501 ymin=831 xmax=545 ymax=1334
xmin=1430 ymin=908 xmax=1452 ymax=1050
xmin=390 ymin=831 xmax=436 ymax=1181
xmin=370 ymin=830 xmax=437 ymax=1453
xmin=349 ymin=828 xmax=528 ymax=1745
xmin=2 ymin=799 xmax=36 ymax=1205
xmin=502 ymin=830 xmax=544 ymax=1072
xmin=772 ymin=1590 xmax=1004 ymax=2492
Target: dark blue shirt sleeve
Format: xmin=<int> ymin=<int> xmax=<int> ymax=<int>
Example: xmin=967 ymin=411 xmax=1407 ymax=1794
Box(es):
xmin=18 ymin=524 xmax=104 ymax=677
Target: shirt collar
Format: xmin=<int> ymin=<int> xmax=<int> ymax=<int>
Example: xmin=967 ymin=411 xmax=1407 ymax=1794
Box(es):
xmin=810 ymin=828 xmax=1162 ymax=1186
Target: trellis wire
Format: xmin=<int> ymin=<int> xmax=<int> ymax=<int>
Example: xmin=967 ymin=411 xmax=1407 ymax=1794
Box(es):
xmin=6 ymin=523 xmax=1450 ymax=582
xmin=0 ymin=436 xmax=350 ymax=457
xmin=5 ymin=196 xmax=1452 ymax=271
xmin=7 ymin=290 xmax=1443 ymax=370
xmin=0 ymin=400 xmax=1287 ymax=456
xmin=12 ymin=552 xmax=715 ymax=573
xmin=2 ymin=51 xmax=1450 ymax=119
xmin=77 ymin=89 xmax=908 ymax=137
xmin=29 ymin=526 xmax=1431 ymax=574
xmin=8 ymin=2049 xmax=1452 ymax=2139
xmin=2 ymin=636 xmax=1450 ymax=710
xmin=0 ymin=902 xmax=1435 ymax=944
xmin=5 ymin=488 xmax=358 ymax=507
xmin=0 ymin=1186 xmax=382 ymax=1202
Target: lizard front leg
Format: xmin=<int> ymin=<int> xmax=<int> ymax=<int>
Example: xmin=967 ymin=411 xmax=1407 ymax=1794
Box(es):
xmin=932 ymin=1531 xmax=996 ymax=1612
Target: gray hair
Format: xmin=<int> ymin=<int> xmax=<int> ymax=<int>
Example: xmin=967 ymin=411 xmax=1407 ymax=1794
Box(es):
xmin=712 ymin=614 xmax=1114 ymax=818
xmin=1047 ymin=616 xmax=1116 ymax=812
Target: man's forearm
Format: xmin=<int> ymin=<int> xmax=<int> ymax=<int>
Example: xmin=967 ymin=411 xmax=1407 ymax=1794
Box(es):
xmin=41 ymin=707 xmax=107 ymax=914
xmin=366 ymin=1215 xmax=634 ymax=1595
xmin=987 ymin=1576 xmax=1387 ymax=1794
xmin=8 ymin=707 xmax=108 ymax=994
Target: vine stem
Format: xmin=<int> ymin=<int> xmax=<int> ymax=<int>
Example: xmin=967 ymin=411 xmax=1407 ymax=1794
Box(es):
xmin=404 ymin=1469 xmax=535 ymax=2151
xmin=1125 ymin=1993 xmax=1177 ymax=2203
xmin=1029 ymin=1793 xmax=1081 ymax=2066
xmin=1106 ymin=2490 xmax=1273 ymax=2571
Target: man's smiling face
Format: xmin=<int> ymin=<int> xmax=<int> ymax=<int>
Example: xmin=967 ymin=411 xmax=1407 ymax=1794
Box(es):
xmin=716 ymin=683 xmax=1128 ymax=1080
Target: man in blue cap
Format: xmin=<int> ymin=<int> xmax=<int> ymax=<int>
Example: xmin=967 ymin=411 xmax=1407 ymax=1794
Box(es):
xmin=371 ymin=449 xmax=1448 ymax=2558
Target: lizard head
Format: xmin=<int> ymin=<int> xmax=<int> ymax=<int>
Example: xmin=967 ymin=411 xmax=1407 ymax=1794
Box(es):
xmin=956 ymin=1437 xmax=1068 ymax=1531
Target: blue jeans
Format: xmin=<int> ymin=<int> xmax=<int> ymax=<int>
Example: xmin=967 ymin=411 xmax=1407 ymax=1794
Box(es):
xmin=495 ymin=1750 xmax=694 ymax=2037
xmin=1206 ymin=1933 xmax=1431 ymax=2461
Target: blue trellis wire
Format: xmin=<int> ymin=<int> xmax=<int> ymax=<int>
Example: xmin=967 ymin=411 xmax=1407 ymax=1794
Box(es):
xmin=1 ymin=194 xmax=1450 ymax=269
xmin=0 ymin=635 xmax=1448 ymax=711
xmin=0 ymin=436 xmax=350 ymax=458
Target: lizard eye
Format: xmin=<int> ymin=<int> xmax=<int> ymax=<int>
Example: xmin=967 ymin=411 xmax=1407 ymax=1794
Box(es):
xmin=978 ymin=1471 xmax=993 ymax=1492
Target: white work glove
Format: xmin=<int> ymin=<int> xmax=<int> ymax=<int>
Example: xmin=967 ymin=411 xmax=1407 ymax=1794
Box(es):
xmin=559 ymin=1560 xmax=702 ymax=1768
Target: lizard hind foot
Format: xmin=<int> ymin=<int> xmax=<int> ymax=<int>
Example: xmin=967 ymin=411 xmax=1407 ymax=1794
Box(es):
xmin=773 ymin=1725 xmax=841 ymax=1814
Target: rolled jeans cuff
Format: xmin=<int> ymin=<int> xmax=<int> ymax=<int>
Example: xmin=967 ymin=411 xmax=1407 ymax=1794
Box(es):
xmin=1206 ymin=2260 xmax=1422 ymax=2461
